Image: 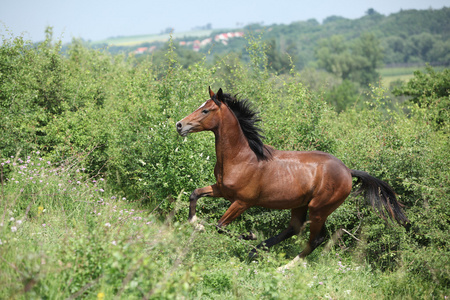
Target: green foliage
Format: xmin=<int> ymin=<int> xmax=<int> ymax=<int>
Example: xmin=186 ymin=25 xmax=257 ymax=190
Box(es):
xmin=1 ymin=149 xmax=446 ymax=298
xmin=265 ymin=39 xmax=295 ymax=74
xmin=74 ymin=8 xmax=450 ymax=114
xmin=394 ymin=66 xmax=450 ymax=131
xmin=325 ymin=84 xmax=449 ymax=279
xmin=1 ymin=29 xmax=449 ymax=299
xmin=197 ymin=7 xmax=449 ymax=69
xmin=136 ymin=40 xmax=204 ymax=71
xmin=0 ymin=34 xmax=58 ymax=156
xmin=315 ymin=33 xmax=383 ymax=86
xmin=324 ymin=79 xmax=360 ymax=112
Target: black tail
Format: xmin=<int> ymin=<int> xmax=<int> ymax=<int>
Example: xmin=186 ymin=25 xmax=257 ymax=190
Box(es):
xmin=351 ymin=170 xmax=409 ymax=226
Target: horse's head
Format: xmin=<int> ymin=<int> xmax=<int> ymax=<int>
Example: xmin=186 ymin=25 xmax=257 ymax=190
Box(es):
xmin=176 ymin=87 xmax=223 ymax=136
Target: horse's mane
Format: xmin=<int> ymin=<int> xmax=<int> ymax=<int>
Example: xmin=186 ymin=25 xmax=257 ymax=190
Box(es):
xmin=221 ymin=93 xmax=273 ymax=161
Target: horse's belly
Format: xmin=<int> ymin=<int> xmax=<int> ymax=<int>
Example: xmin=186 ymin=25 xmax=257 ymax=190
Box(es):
xmin=257 ymin=174 xmax=314 ymax=209
xmin=252 ymin=157 xmax=318 ymax=208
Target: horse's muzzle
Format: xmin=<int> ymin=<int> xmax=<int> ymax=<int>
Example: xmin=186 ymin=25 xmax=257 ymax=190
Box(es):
xmin=176 ymin=121 xmax=191 ymax=137
xmin=176 ymin=121 xmax=183 ymax=133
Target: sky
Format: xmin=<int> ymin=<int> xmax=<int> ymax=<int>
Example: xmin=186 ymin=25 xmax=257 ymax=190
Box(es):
xmin=1 ymin=0 xmax=448 ymax=43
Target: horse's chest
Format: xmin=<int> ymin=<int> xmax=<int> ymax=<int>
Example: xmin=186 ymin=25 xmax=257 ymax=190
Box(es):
xmin=215 ymin=167 xmax=259 ymax=201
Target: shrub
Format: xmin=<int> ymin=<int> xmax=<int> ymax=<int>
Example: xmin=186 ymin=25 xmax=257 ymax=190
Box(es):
xmin=1 ymin=31 xmax=449 ymax=295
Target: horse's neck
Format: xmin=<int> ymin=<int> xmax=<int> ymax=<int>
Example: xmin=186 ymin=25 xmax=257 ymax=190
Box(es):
xmin=213 ymin=108 xmax=253 ymax=167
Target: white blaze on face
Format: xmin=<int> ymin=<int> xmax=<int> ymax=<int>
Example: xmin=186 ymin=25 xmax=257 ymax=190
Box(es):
xmin=197 ymin=101 xmax=207 ymax=110
xmin=178 ymin=100 xmax=209 ymax=124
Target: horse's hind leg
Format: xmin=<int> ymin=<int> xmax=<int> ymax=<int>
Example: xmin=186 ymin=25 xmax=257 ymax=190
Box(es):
xmin=298 ymin=191 xmax=349 ymax=258
xmin=277 ymin=206 xmax=330 ymax=272
xmin=250 ymin=206 xmax=308 ymax=257
xmin=299 ymin=218 xmax=328 ymax=258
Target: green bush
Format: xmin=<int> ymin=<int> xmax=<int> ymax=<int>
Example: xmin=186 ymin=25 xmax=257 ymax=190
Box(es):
xmin=326 ymin=84 xmax=449 ymax=276
xmin=393 ymin=66 xmax=450 ymax=131
xmin=1 ymin=31 xmax=449 ymax=297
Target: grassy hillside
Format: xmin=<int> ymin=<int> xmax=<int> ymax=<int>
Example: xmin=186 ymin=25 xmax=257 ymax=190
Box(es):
xmin=379 ymin=65 xmax=447 ymax=87
xmin=1 ymin=149 xmax=448 ymax=299
xmin=93 ymin=29 xmax=215 ymax=46
xmin=378 ymin=66 xmax=424 ymax=87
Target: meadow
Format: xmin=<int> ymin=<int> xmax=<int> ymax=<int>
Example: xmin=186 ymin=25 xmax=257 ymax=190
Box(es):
xmin=92 ymin=29 xmax=214 ymax=46
xmin=0 ymin=32 xmax=449 ymax=299
xmin=378 ymin=65 xmax=447 ymax=87
xmin=1 ymin=151 xmax=446 ymax=299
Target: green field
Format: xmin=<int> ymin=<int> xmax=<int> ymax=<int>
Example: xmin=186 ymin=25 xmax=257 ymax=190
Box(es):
xmin=379 ymin=65 xmax=446 ymax=87
xmin=92 ymin=29 xmax=215 ymax=46
xmin=378 ymin=67 xmax=415 ymax=86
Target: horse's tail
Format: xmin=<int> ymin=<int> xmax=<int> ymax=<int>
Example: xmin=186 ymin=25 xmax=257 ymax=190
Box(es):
xmin=351 ymin=169 xmax=409 ymax=226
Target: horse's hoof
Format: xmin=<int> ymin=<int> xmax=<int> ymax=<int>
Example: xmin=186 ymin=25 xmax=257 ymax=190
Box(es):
xmin=194 ymin=223 xmax=205 ymax=232
xmin=188 ymin=215 xmax=204 ymax=232
xmin=239 ymin=232 xmax=257 ymax=240
xmin=277 ymin=256 xmax=304 ymax=273
xmin=188 ymin=215 xmax=198 ymax=224
xmin=248 ymin=249 xmax=259 ymax=260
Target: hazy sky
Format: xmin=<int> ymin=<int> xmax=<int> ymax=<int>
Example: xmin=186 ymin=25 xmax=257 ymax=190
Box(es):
xmin=1 ymin=0 xmax=448 ymax=43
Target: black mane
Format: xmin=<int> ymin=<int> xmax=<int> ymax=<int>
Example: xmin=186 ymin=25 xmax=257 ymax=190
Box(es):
xmin=221 ymin=93 xmax=272 ymax=161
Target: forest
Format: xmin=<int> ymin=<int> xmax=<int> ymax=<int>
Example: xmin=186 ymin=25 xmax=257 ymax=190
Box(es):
xmin=0 ymin=8 xmax=449 ymax=299
xmin=104 ymin=7 xmax=450 ymax=68
xmin=112 ymin=7 xmax=450 ymax=112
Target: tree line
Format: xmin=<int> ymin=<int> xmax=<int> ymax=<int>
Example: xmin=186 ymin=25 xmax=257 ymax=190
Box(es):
xmin=109 ymin=7 xmax=448 ymax=112
xmin=100 ymin=7 xmax=449 ymax=71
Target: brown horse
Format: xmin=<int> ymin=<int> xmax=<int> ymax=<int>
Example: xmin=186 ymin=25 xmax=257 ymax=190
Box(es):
xmin=176 ymin=87 xmax=408 ymax=262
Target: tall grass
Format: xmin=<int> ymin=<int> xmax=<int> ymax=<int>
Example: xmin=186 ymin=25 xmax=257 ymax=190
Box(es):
xmin=1 ymin=152 xmax=448 ymax=299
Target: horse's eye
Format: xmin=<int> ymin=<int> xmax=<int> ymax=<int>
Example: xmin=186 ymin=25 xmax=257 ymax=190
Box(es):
xmin=202 ymin=109 xmax=209 ymax=114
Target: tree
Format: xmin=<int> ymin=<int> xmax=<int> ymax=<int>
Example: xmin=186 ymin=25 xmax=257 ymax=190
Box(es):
xmin=394 ymin=66 xmax=450 ymax=131
xmin=428 ymin=40 xmax=450 ymax=64
xmin=136 ymin=42 xmax=203 ymax=72
xmin=266 ymin=39 xmax=294 ymax=74
xmin=350 ymin=33 xmax=384 ymax=85
xmin=315 ymin=35 xmax=353 ymax=80
xmin=322 ymin=15 xmax=347 ymax=24
xmin=324 ymin=79 xmax=360 ymax=112
xmin=315 ymin=33 xmax=383 ymax=86
xmin=366 ymin=8 xmax=379 ymax=16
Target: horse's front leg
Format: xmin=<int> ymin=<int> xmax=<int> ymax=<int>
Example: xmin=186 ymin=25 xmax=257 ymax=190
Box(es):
xmin=215 ymin=200 xmax=255 ymax=240
xmin=217 ymin=200 xmax=252 ymax=228
xmin=188 ymin=184 xmax=222 ymax=223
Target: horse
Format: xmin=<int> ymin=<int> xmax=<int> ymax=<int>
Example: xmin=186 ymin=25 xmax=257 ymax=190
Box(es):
xmin=176 ymin=87 xmax=408 ymax=266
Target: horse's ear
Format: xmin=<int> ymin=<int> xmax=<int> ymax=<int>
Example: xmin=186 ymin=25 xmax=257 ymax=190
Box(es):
xmin=209 ymin=86 xmax=221 ymax=106
xmin=209 ymin=86 xmax=215 ymax=98
xmin=217 ymin=88 xmax=223 ymax=102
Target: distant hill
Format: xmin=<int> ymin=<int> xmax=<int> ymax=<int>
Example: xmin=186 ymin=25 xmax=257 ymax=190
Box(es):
xmin=92 ymin=7 xmax=450 ymax=68
xmin=92 ymin=29 xmax=216 ymax=46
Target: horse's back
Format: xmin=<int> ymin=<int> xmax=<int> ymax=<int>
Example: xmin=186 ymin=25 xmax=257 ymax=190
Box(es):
xmin=256 ymin=150 xmax=352 ymax=209
xmin=275 ymin=150 xmax=352 ymax=187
